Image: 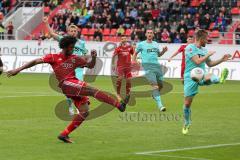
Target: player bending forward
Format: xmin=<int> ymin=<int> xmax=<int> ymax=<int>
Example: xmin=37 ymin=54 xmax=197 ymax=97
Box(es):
xmin=7 ymin=36 xmax=130 ymax=143
xmin=182 ymin=30 xmax=230 ymax=135
xmin=133 ymin=28 xmax=168 ymax=111
xmin=112 ymin=35 xmax=134 ymax=101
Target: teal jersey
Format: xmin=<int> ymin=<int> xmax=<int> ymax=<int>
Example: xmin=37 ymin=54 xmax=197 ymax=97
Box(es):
xmin=185 ymin=44 xmax=208 ymax=78
xmin=57 ymin=35 xmax=87 ymax=56
xmin=136 ymin=40 xmax=160 ymax=71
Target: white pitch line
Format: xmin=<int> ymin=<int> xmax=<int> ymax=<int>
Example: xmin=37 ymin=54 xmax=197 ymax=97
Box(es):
xmin=135 ymin=142 xmax=240 ymax=155
xmin=143 ymin=153 xmax=212 ymax=160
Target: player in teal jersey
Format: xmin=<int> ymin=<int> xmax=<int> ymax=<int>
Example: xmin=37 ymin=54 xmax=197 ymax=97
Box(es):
xmin=133 ymin=28 xmax=168 ymax=111
xmin=43 ymin=17 xmax=87 ymax=115
xmin=182 ymin=30 xmax=231 ymax=135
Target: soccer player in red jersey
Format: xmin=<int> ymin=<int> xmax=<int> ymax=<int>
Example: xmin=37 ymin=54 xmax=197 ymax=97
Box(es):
xmin=112 ymin=35 xmax=134 ymax=100
xmin=7 ymin=36 xmax=130 ymax=143
xmin=168 ymin=36 xmax=194 ymax=83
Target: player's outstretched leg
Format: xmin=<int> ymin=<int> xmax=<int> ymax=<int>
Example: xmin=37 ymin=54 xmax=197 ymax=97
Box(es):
xmin=93 ymin=89 xmax=130 ymax=112
xmin=58 ymin=104 xmax=89 ymax=143
xmin=199 ymin=68 xmax=229 ymax=86
xmin=61 ymin=81 xmax=130 ymax=112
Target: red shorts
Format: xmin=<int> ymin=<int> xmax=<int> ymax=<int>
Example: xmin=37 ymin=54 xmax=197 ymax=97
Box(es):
xmin=60 ymin=79 xmax=90 ymax=108
xmin=181 ymin=64 xmax=185 ymax=79
xmin=116 ymin=66 xmax=132 ymax=79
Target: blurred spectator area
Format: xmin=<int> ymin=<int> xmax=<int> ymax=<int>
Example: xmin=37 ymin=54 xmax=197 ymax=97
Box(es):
xmin=25 ymin=0 xmax=240 ymax=44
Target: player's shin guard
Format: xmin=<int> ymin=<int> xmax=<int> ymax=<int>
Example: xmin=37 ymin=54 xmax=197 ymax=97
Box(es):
xmin=152 ymin=89 xmax=163 ymax=109
xmin=126 ymin=80 xmax=131 ymax=95
xmin=183 ymin=105 xmax=191 ymax=126
xmin=94 ymin=90 xmax=121 ymax=108
xmin=61 ymin=112 xmax=88 ymax=136
xmin=116 ymin=79 xmax=122 ymax=95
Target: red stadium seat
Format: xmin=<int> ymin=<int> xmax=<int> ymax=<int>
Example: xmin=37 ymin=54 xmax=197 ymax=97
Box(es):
xmin=103 ymin=36 xmax=110 ymax=41
xmin=209 ymin=30 xmax=220 ymax=38
xmin=229 ymin=27 xmax=235 ymax=32
xmin=225 ymin=33 xmax=233 ymax=39
xmin=109 ymin=36 xmax=120 ymax=42
xmin=81 ymin=28 xmax=88 ymax=35
xmin=231 ymin=7 xmax=240 ymax=15
xmin=125 ymin=29 xmax=132 ymax=36
xmin=103 ymin=28 xmax=111 ymax=36
xmin=88 ymin=28 xmax=95 ymax=35
xmin=219 ymin=40 xmax=232 ymax=44
xmin=110 ymin=29 xmax=117 ymax=35
xmin=188 ymin=29 xmax=195 ymax=36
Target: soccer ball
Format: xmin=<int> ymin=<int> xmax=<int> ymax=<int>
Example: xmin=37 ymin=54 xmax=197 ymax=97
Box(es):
xmin=190 ymin=67 xmax=204 ymax=82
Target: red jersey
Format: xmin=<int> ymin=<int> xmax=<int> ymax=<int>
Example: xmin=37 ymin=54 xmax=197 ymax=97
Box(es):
xmin=177 ymin=44 xmax=187 ymax=66
xmin=113 ymin=45 xmax=134 ymax=67
xmin=41 ymin=53 xmax=87 ymax=83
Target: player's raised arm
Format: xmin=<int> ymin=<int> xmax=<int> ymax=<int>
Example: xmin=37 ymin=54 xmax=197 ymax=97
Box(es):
xmin=43 ymin=16 xmax=59 ymax=40
xmin=168 ymin=50 xmax=180 ymax=62
xmin=158 ymin=46 xmax=168 ymax=57
xmin=191 ymin=51 xmax=215 ymax=65
xmin=84 ymin=49 xmax=97 ymax=69
xmin=7 ymin=58 xmax=44 ymax=77
xmin=206 ymin=54 xmax=231 ymax=67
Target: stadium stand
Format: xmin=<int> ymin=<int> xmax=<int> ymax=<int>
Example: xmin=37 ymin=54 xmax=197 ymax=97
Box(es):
xmin=2 ymin=0 xmax=240 ymax=44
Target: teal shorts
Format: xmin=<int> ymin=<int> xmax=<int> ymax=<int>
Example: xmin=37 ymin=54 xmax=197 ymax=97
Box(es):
xmin=75 ymin=68 xmax=84 ymax=81
xmin=184 ymin=76 xmax=199 ymax=97
xmin=144 ymin=70 xmax=163 ymax=85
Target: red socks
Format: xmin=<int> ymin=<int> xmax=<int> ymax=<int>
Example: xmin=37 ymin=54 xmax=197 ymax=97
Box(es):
xmin=117 ymin=79 xmax=131 ymax=95
xmin=94 ymin=90 xmax=120 ymax=108
xmin=61 ymin=113 xmax=87 ymax=136
xmin=126 ymin=81 xmax=131 ymax=95
xmin=116 ymin=79 xmax=122 ymax=95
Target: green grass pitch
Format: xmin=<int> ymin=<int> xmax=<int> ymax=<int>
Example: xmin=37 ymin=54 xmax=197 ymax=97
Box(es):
xmin=0 ymin=73 xmax=240 ymax=160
